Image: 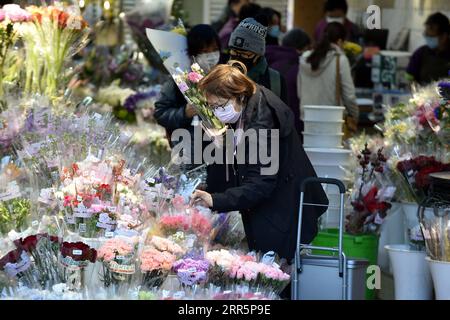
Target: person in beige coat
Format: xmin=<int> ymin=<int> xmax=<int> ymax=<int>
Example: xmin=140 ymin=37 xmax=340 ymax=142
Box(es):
xmin=298 ymin=22 xmax=359 ymax=122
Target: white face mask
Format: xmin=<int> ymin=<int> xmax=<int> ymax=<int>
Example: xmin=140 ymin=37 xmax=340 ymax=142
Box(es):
xmin=213 ymin=101 xmax=242 ymax=124
xmin=195 ymin=51 xmax=220 ymax=73
xmin=326 ymin=16 xmax=345 ymax=24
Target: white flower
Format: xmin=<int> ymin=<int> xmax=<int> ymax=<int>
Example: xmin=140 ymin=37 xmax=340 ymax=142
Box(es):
xmin=191 ymin=63 xmax=201 ymax=73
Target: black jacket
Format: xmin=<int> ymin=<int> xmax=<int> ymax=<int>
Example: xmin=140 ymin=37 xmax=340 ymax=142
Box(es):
xmin=207 ymin=86 xmax=328 ymax=261
xmin=154 ymin=79 xmax=192 ymax=144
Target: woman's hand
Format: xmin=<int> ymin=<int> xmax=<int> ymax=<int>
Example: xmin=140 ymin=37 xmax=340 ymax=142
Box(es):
xmin=185 ymin=103 xmax=198 ymax=118
xmin=190 ymin=190 xmax=213 ymax=208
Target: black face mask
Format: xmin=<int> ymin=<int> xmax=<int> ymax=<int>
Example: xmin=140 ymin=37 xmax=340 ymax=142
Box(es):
xmin=229 ymin=55 xmax=260 ymax=73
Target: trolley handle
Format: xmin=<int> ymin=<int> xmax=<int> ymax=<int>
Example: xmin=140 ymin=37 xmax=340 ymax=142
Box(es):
xmin=300 ymin=177 xmax=346 ymax=194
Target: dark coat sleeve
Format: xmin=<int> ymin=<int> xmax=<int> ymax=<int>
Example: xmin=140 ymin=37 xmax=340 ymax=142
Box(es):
xmin=154 ymin=79 xmax=192 ymax=131
xmin=279 ymin=74 xmax=288 ymax=105
xmin=211 ymin=105 xmax=278 ymax=212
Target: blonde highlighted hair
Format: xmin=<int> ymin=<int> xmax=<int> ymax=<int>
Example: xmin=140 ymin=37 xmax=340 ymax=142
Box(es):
xmin=198 ymin=60 xmax=257 ymax=100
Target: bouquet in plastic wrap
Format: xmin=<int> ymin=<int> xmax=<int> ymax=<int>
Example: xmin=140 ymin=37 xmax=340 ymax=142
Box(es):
xmin=346 ymin=144 xmax=396 ymax=235
xmin=396 ymin=156 xmax=450 ymax=205
xmin=0 ymin=4 xmax=30 ymax=97
xmin=21 ymin=4 xmax=90 ymax=98
xmin=97 ymin=236 xmax=138 ymax=296
xmin=0 ymin=157 xmax=34 ymax=237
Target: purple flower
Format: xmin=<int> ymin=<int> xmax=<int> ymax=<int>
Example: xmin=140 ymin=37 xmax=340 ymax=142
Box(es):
xmin=177 ymin=81 xmax=189 ymax=93
xmin=123 ymin=90 xmax=159 ymax=112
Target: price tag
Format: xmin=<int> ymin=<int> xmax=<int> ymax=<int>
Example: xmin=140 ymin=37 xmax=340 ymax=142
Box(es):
xmin=187 ymin=267 xmax=197 ymax=273
xmin=146 ymin=178 xmax=156 ymax=185
xmin=173 ymin=291 xmax=185 ymax=299
xmin=32 ymin=220 xmax=39 ymax=227
xmin=77 ymin=195 xmax=82 ymax=202
xmin=105 ymin=232 xmax=114 ymax=238
xmin=78 ymin=223 xmax=87 ymax=233
xmin=116 ymin=255 xmax=125 ymax=260
xmin=107 ymin=206 xmax=116 ymax=212
xmin=73 ymin=250 xmax=82 ymax=255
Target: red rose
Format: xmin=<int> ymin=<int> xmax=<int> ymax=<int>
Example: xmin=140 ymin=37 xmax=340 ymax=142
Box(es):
xmin=0 ymin=249 xmax=23 ymax=269
xmin=415 ymin=165 xmax=444 ymax=188
xmin=14 ymin=233 xmax=59 ymax=252
xmin=61 ymin=242 xmax=97 ymax=263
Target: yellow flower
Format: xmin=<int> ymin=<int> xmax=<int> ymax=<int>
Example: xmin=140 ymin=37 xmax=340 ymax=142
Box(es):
xmin=343 ymin=41 xmax=362 ymax=55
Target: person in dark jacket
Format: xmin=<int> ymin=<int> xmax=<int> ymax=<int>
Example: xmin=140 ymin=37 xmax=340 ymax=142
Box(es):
xmin=154 ymin=24 xmax=222 ymax=159
xmin=191 ymin=62 xmax=328 ymax=263
xmin=266 ymin=28 xmax=311 ymax=137
xmin=314 ymin=0 xmax=361 ymax=44
xmin=227 ymin=18 xmax=288 ymax=104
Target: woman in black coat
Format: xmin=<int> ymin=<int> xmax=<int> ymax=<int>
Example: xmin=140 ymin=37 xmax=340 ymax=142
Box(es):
xmin=191 ymin=62 xmax=328 ymax=262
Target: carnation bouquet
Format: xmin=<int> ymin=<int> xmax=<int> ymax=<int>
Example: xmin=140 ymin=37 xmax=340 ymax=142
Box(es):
xmin=97 ymin=237 xmax=137 ymax=293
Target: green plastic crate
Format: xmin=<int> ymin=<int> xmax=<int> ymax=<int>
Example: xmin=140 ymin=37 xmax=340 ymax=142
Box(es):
xmin=311 ymin=228 xmax=379 ymax=300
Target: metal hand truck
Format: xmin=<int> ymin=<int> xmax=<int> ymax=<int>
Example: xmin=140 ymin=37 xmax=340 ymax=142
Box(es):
xmin=292 ymin=177 xmax=368 ymax=300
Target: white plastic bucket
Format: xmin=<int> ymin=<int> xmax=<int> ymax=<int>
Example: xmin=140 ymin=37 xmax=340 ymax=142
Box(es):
xmin=385 ymin=244 xmax=432 ymax=300
xmin=304 ymin=120 xmax=344 ymax=135
xmin=304 ymin=148 xmax=351 ymax=166
xmin=427 ymin=257 xmax=450 ymax=300
xmin=303 ymin=132 xmax=343 ymax=148
xmin=303 ymin=105 xmax=345 ymax=122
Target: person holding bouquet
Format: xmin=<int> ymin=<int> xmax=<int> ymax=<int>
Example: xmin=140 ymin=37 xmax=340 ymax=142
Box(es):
xmin=154 ymin=24 xmax=223 ymax=155
xmin=191 ymin=61 xmax=328 ymax=265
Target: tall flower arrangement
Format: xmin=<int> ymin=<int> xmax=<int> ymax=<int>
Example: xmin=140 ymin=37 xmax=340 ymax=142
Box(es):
xmin=21 ymin=5 xmax=89 ymax=98
xmin=0 ymin=4 xmax=30 ymax=99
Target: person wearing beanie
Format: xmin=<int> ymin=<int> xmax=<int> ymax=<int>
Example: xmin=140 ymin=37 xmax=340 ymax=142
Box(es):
xmin=265 ymin=28 xmax=311 ymax=139
xmin=228 ymin=17 xmax=287 ymax=104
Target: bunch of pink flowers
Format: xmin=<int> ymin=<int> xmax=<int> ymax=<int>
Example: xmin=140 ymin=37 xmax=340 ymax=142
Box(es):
xmin=97 ymin=238 xmax=134 ymax=262
xmin=159 ymin=214 xmax=190 ymax=234
xmin=150 ymin=236 xmax=185 ymax=255
xmin=140 ymin=247 xmax=176 ymax=272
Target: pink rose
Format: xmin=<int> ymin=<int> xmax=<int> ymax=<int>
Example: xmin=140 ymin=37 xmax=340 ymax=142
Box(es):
xmin=3 ymin=4 xmax=30 ymax=22
xmin=171 ymin=195 xmax=186 ymax=212
xmin=187 ymin=72 xmax=203 ymax=83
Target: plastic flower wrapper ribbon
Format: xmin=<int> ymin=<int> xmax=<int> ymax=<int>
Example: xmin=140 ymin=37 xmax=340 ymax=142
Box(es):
xmin=0 ymin=157 xmax=36 ymax=237
xmin=19 ymin=4 xmax=90 ymax=99
xmin=345 ymin=144 xmax=396 ymax=235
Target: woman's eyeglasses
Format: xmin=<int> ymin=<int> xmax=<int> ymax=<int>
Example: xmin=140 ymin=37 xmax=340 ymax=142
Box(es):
xmin=209 ymin=99 xmax=230 ymax=110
